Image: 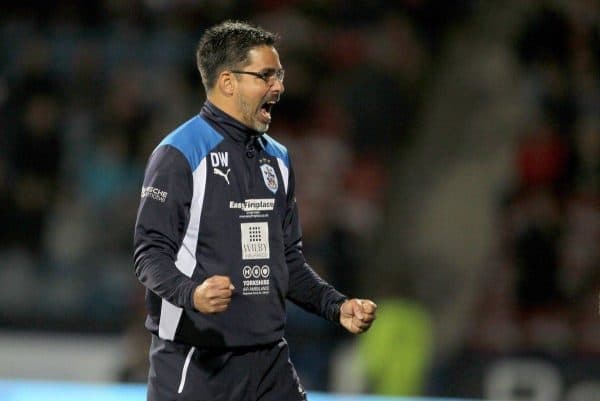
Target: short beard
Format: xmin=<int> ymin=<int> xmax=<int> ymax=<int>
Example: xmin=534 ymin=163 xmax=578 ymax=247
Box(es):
xmin=236 ymin=93 xmax=269 ymax=132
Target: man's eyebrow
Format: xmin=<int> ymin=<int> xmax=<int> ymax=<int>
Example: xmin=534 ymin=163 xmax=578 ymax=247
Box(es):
xmin=259 ymin=67 xmax=282 ymax=73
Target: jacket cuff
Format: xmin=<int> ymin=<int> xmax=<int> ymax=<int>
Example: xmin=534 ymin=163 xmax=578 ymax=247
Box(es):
xmin=187 ymin=283 xmax=197 ymax=311
xmin=328 ymin=296 xmax=348 ymax=324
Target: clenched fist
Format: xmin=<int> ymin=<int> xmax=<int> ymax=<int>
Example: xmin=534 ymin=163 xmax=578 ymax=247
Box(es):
xmin=193 ymin=275 xmax=235 ymax=314
xmin=340 ymin=298 xmax=377 ymax=334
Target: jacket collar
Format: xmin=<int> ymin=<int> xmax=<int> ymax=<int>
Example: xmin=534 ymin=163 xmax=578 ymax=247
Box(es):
xmin=200 ymin=100 xmax=263 ymax=146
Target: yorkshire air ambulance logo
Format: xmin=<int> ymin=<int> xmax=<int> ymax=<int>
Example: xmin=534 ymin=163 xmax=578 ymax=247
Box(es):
xmin=260 ymin=164 xmax=278 ymax=193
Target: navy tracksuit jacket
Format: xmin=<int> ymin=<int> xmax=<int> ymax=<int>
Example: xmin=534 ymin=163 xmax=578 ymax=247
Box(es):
xmin=134 ymin=101 xmax=346 ymax=348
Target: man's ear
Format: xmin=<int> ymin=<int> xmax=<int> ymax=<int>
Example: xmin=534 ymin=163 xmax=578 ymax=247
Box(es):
xmin=217 ymin=71 xmax=235 ymax=97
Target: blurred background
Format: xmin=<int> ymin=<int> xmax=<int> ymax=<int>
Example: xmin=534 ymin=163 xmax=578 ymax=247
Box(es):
xmin=1 ymin=1 xmax=599 ymax=400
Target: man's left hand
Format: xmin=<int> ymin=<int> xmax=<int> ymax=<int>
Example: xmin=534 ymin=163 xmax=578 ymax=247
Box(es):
xmin=339 ymin=298 xmax=377 ymax=334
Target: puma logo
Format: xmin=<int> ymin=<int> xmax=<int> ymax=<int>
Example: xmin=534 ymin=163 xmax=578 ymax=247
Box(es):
xmin=213 ymin=168 xmax=231 ymax=185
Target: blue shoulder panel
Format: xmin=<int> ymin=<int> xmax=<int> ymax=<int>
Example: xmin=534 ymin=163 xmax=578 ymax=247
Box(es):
xmin=262 ymin=134 xmax=289 ymax=168
xmin=157 ymin=116 xmax=223 ymax=171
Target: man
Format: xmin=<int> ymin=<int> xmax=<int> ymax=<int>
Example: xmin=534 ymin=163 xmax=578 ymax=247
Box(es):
xmin=133 ymin=20 xmax=376 ymax=401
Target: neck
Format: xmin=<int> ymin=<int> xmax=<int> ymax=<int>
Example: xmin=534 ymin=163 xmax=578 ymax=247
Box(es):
xmin=206 ymin=93 xmax=242 ymax=125
xmin=200 ymin=100 xmax=262 ymax=145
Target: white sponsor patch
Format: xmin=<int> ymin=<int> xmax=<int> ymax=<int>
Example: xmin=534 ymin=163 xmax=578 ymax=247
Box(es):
xmin=230 ymin=198 xmax=275 ymax=212
xmin=240 ymin=222 xmax=269 ymax=260
xmin=141 ymin=186 xmax=168 ymax=202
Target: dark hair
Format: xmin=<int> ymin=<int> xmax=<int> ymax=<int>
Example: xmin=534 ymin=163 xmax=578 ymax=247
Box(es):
xmin=196 ymin=20 xmax=278 ymax=91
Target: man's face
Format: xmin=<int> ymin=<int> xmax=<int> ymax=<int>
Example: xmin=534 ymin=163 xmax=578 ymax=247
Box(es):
xmin=233 ymin=45 xmax=285 ymax=132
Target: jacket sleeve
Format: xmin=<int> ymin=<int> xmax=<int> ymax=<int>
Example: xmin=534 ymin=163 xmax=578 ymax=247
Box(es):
xmin=283 ymin=158 xmax=347 ymax=322
xmin=133 ymin=145 xmax=197 ymax=310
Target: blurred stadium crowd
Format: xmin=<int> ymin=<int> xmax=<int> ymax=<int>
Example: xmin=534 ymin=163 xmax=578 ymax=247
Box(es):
xmin=469 ymin=2 xmax=600 ymax=354
xmin=0 ymin=1 xmax=599 ymax=399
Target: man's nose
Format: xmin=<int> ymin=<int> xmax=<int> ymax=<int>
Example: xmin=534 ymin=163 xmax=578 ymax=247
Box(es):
xmin=271 ymin=78 xmax=284 ymax=94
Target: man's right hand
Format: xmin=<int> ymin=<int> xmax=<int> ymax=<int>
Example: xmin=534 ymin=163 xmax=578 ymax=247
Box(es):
xmin=193 ymin=275 xmax=235 ymax=314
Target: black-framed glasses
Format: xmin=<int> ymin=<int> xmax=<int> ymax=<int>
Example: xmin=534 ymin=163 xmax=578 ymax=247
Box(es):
xmin=230 ymin=69 xmax=285 ymax=85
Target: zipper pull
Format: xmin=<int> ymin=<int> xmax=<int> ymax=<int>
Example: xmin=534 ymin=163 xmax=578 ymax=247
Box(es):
xmin=246 ymin=136 xmax=257 ymax=158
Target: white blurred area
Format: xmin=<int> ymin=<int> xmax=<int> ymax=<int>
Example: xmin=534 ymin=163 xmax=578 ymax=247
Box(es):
xmin=0 ymin=331 xmax=122 ymax=381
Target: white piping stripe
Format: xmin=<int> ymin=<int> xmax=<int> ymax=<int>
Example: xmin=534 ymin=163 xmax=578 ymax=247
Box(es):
xmin=177 ymin=346 xmax=196 ymax=394
xmin=158 ymin=301 xmax=183 ymax=340
xmin=176 ymin=158 xmax=207 ymax=278
xmin=277 ymin=158 xmax=289 ymax=194
xmin=159 ymin=158 xmax=207 ymax=340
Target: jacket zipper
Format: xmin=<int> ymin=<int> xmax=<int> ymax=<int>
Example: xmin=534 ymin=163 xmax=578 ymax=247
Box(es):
xmin=244 ymin=135 xmax=259 ymax=194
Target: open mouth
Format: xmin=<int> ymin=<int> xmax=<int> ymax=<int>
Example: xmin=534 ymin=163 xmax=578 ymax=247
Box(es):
xmin=259 ymin=101 xmax=276 ymax=122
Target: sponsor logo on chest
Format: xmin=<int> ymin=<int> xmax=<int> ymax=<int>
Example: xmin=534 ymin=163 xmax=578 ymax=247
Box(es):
xmin=240 ymin=222 xmax=269 ymax=260
xmin=241 ymin=264 xmax=271 ymax=296
xmin=230 ymin=198 xmax=275 ymax=212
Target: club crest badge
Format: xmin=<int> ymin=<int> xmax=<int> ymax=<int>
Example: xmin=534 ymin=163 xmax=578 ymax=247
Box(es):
xmin=260 ymin=164 xmax=278 ymax=193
